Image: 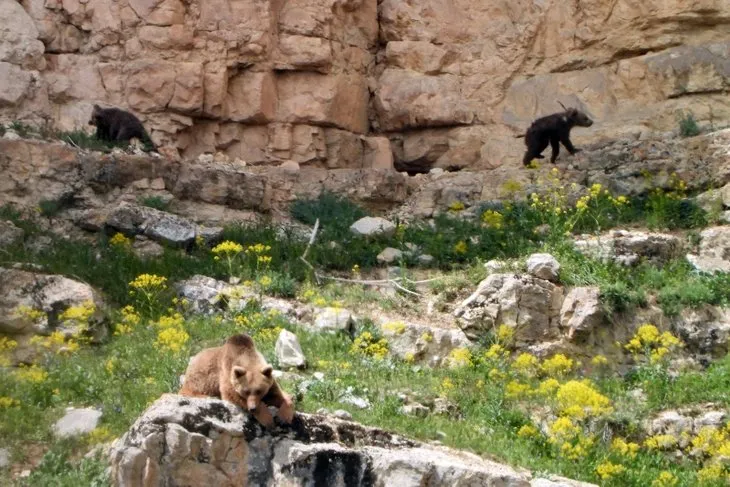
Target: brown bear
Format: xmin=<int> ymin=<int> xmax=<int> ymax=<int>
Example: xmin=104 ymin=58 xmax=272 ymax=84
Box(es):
xmin=521 ymin=105 xmax=593 ymax=166
xmin=88 ymin=104 xmax=155 ymax=151
xmin=179 ymin=334 xmax=294 ymax=427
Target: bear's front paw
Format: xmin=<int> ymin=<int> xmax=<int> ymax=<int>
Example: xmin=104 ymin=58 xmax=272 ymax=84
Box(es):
xmin=278 ymin=400 xmax=295 ymax=424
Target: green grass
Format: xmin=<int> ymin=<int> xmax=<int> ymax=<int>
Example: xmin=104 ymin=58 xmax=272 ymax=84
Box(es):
xmin=136 ymin=196 xmax=169 ymax=211
xmin=0 ymin=183 xmax=728 ymax=484
xmin=1 ymin=303 xmax=726 ymax=486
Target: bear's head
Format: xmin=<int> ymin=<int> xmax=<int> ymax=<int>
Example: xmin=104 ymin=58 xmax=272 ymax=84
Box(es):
xmin=567 ymin=108 xmax=593 ymax=128
xmin=88 ymin=104 xmax=103 ymax=126
xmin=230 ymin=363 xmax=274 ymax=412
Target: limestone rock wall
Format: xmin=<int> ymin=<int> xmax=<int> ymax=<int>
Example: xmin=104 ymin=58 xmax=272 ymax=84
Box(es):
xmin=1 ymin=0 xmax=730 ymax=171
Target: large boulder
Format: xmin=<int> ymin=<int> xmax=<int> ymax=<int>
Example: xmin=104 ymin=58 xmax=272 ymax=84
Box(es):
xmin=686 ymin=226 xmax=730 ymax=273
xmin=108 ymin=394 xmax=594 ymax=487
xmin=380 ymin=320 xmax=471 ymax=367
xmin=672 ymin=305 xmax=730 ymax=359
xmin=0 ymin=267 xmax=105 ymax=336
xmin=573 ymin=230 xmax=683 ymax=266
xmin=454 ymin=273 xmax=564 ymax=345
xmin=349 ymin=217 xmax=397 ymax=238
xmin=105 ymin=202 xmax=223 ymax=248
xmin=560 ymin=287 xmax=604 ymax=341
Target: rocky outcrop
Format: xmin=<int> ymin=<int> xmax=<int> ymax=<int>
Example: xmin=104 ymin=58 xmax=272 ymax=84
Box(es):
xmin=108 ymin=394 xmax=595 ymax=487
xmin=573 ymin=230 xmax=684 ymax=267
xmin=379 ymin=320 xmax=471 ymax=367
xmin=686 ymin=226 xmax=730 ymax=273
xmin=0 ymin=138 xmax=409 ymax=222
xmin=0 ymin=267 xmax=106 ymax=364
xmin=454 ymin=273 xmax=564 ymax=346
xmin=2 ymin=0 xmax=730 ymax=170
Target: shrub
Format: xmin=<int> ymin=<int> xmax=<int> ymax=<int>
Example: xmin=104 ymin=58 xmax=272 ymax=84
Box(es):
xmin=678 ymin=111 xmax=700 ymax=137
xmin=138 ymin=196 xmax=169 ymax=211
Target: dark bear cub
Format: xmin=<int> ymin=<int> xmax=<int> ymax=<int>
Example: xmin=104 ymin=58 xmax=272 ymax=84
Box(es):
xmin=88 ymin=104 xmax=155 ymax=151
xmin=522 ymin=107 xmax=593 ymax=166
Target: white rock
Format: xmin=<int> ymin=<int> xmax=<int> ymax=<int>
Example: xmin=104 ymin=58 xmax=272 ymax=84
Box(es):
xmin=484 ymin=259 xmax=506 ymax=274
xmin=332 ymin=410 xmax=352 ymax=420
xmin=339 ymin=394 xmax=371 ymax=410
xmin=0 ymin=448 xmax=9 ymax=468
xmin=560 ymin=287 xmax=603 ymax=340
xmin=349 ymin=217 xmax=397 ymax=238
xmin=686 ymin=226 xmax=730 ymax=273
xmin=275 ymin=329 xmax=307 ymax=369
xmin=526 ymin=253 xmax=561 ymax=282
xmin=53 ymin=408 xmax=102 ymax=439
xmin=376 ymin=247 xmax=403 ymax=264
xmin=313 ymin=307 xmax=355 ymax=333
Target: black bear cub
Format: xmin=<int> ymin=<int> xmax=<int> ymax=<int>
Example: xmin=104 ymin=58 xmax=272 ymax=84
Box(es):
xmin=522 ymin=107 xmax=593 ymax=166
xmin=88 ymin=105 xmax=155 ymax=151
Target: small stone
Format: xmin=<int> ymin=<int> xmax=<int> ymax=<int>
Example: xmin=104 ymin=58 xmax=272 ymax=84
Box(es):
xmin=339 ymin=390 xmax=371 ymax=410
xmin=333 ymin=409 xmax=352 ymax=420
xmin=19 ymin=470 xmax=31 ymax=478
xmin=435 ymin=431 xmax=447 ymax=441
xmin=401 ymin=403 xmax=430 ymax=417
xmin=280 ymin=160 xmax=300 ymax=173
xmin=0 ymin=448 xmax=9 ymax=468
xmin=417 ymin=254 xmax=435 ymax=266
xmin=272 ymin=370 xmax=305 ymax=382
xmin=275 ymin=330 xmax=307 ymax=369
xmin=0 ymin=220 xmax=24 ymax=247
xmin=132 ymin=236 xmax=165 ymax=259
xmin=196 ymin=226 xmax=224 ymax=247
xmin=376 ymin=247 xmax=403 ymax=265
xmin=53 ymin=408 xmax=103 ymax=439
xmin=316 ymin=408 xmax=330 ymax=415
xmin=484 ymin=259 xmax=506 ymax=274
xmin=349 ymin=217 xmax=397 ymax=238
xmin=526 ymin=253 xmax=561 ymax=282
xmin=313 ymin=372 xmax=325 ymax=381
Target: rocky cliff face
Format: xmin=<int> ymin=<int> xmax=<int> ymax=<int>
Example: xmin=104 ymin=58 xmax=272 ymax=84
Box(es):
xmin=1 ymin=0 xmax=729 ymax=171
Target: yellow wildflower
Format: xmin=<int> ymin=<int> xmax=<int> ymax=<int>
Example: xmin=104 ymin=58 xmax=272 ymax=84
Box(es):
xmin=350 ymin=332 xmax=389 ymax=360
xmin=129 ymin=273 xmax=167 ymax=291
xmin=512 ymin=353 xmax=539 ymax=377
xmin=453 ymin=241 xmax=468 ymax=255
xmin=447 ymin=348 xmax=473 ymax=368
xmin=505 ymin=381 xmax=532 ymax=399
xmin=0 ymin=397 xmax=20 ymax=408
xmin=481 ymin=210 xmax=504 ymax=229
xmin=15 ymin=365 xmax=48 ymax=383
xmin=448 ymin=201 xmax=465 ymax=212
xmin=420 ymin=331 xmax=433 ymax=343
xmin=537 ymin=378 xmax=560 ymax=396
xmin=596 ymin=461 xmax=626 ymax=480
xmin=697 ymin=463 xmax=725 ymax=484
xmin=109 ymin=232 xmax=131 ymax=248
xmin=541 ymin=354 xmax=575 ymax=377
xmin=485 ymin=344 xmax=508 ymax=361
xmin=556 ymin=380 xmax=613 ymax=420
xmin=591 ymin=355 xmax=609 ymax=367
xmin=517 ymin=425 xmax=540 ymax=439
xmin=488 ymin=368 xmax=506 ymax=381
xmin=439 ymin=377 xmax=455 ymax=397
xmin=496 ymin=325 xmax=514 ymax=344
xmin=645 ymin=434 xmax=678 ymax=450
xmin=382 ymin=321 xmax=407 ymax=335
xmin=651 ymin=471 xmax=678 ymax=487
xmin=212 ymin=241 xmax=244 ymax=255
xmin=155 ymin=327 xmax=190 ymax=353
xmin=611 ymin=437 xmax=640 ymax=459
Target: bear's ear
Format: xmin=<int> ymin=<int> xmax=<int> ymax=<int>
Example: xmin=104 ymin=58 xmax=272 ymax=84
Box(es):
xmin=93 ymin=104 xmax=100 ymax=110
xmin=262 ymin=365 xmax=273 ymax=378
xmin=232 ymin=366 xmax=246 ymax=379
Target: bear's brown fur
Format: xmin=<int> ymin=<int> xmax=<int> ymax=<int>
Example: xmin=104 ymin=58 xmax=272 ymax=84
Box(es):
xmin=522 ymin=107 xmax=593 ymax=166
xmin=88 ymin=104 xmax=155 ymax=151
xmin=179 ymin=334 xmax=294 ymax=427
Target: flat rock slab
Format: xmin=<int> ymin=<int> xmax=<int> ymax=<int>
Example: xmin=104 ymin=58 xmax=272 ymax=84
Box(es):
xmin=53 ymin=407 xmax=103 ymax=439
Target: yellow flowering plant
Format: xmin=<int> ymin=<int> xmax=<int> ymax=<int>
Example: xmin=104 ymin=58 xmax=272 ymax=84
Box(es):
xmin=128 ymin=274 xmax=168 ymax=317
